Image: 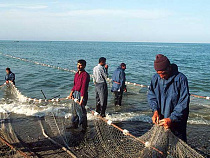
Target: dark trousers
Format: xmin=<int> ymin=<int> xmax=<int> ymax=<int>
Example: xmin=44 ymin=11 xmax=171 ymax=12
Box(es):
xmin=160 ymin=114 xmax=187 ymax=142
xmin=71 ymin=91 xmax=88 ymax=130
xmin=114 ymin=89 xmax=123 ymax=106
xmin=95 ymin=82 xmax=108 ymax=116
xmin=171 ymin=123 xmax=187 ymax=142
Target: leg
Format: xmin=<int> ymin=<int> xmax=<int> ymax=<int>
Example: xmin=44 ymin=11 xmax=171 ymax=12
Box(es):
xmin=95 ymin=85 xmax=101 ymax=113
xmin=81 ymin=105 xmax=87 ymax=131
xmin=118 ymin=89 xmax=123 ymax=106
xmin=99 ymin=83 xmax=108 ymax=117
xmin=114 ymin=91 xmax=119 ymax=106
xmin=81 ymin=95 xmax=88 ymax=131
xmin=70 ymin=102 xmax=79 ymax=128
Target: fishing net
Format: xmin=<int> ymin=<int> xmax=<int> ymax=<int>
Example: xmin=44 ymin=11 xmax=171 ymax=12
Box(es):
xmin=0 ymin=113 xmax=26 ymax=158
xmin=41 ymin=101 xmax=204 ymax=158
xmin=0 ymin=83 xmax=206 ymax=158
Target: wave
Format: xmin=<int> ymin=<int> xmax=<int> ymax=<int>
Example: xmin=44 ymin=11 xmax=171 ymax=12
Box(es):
xmin=0 ymin=102 xmax=209 ymax=126
xmin=0 ymin=102 xmax=69 ymax=117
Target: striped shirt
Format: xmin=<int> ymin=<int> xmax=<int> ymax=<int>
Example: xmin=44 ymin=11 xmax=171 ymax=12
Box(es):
xmin=93 ymin=64 xmax=108 ymax=83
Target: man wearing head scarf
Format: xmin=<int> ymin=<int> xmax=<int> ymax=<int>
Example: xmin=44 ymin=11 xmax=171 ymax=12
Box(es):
xmin=148 ymin=54 xmax=190 ymax=142
xmin=111 ymin=63 xmax=127 ymax=106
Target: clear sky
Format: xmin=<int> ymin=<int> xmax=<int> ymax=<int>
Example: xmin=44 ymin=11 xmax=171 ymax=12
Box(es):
xmin=0 ymin=0 xmax=210 ymax=43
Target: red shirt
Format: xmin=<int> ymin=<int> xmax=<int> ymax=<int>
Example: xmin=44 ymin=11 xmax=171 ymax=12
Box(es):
xmin=71 ymin=71 xmax=90 ymax=97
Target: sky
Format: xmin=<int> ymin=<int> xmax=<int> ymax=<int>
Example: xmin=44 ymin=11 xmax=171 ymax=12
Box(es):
xmin=0 ymin=0 xmax=210 ymax=43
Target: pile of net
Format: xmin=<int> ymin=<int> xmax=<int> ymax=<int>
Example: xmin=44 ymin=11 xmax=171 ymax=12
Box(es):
xmin=0 ymin=82 xmax=205 ymax=158
xmin=42 ymin=103 xmax=204 ymax=158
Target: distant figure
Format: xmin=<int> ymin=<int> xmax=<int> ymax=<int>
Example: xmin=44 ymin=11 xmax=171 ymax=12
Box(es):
xmin=5 ymin=68 xmax=15 ymax=85
xmin=148 ymin=54 xmax=190 ymax=142
xmin=68 ymin=60 xmax=90 ymax=131
xmin=111 ymin=63 xmax=127 ymax=106
xmin=93 ymin=57 xmax=108 ymax=117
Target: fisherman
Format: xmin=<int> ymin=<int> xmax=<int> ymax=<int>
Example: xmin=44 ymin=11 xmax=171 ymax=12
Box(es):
xmin=93 ymin=57 xmax=108 ymax=117
xmin=68 ymin=60 xmax=90 ymax=131
xmin=111 ymin=63 xmax=127 ymax=106
xmin=5 ymin=68 xmax=15 ymax=85
xmin=148 ymin=54 xmax=190 ymax=142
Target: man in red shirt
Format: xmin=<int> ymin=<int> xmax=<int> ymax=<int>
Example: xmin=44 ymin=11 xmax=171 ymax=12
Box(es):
xmin=68 ymin=60 xmax=90 ymax=131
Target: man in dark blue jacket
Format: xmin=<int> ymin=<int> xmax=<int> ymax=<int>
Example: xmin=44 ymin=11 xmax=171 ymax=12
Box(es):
xmin=111 ymin=63 xmax=127 ymax=106
xmin=148 ymin=54 xmax=190 ymax=142
xmin=5 ymin=68 xmax=15 ymax=85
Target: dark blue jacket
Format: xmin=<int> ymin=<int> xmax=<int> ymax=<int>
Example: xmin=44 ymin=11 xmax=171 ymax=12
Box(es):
xmin=111 ymin=66 xmax=126 ymax=92
xmin=5 ymin=72 xmax=15 ymax=84
xmin=148 ymin=64 xmax=190 ymax=124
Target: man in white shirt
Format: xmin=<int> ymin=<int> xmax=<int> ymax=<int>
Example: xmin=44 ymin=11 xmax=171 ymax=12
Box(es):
xmin=93 ymin=57 xmax=108 ymax=117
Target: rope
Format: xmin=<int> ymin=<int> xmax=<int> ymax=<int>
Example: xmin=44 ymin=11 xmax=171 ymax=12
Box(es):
xmin=0 ymin=53 xmax=209 ymax=101
xmin=39 ymin=120 xmax=77 ymax=158
xmin=87 ymin=108 xmax=164 ymax=156
xmin=0 ymin=135 xmax=31 ymax=158
xmin=70 ymin=99 xmax=164 ymax=155
xmin=50 ymin=112 xmax=71 ymax=150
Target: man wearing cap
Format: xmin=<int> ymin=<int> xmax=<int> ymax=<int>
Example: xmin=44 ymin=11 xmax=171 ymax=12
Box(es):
xmin=111 ymin=63 xmax=127 ymax=106
xmin=148 ymin=54 xmax=190 ymax=142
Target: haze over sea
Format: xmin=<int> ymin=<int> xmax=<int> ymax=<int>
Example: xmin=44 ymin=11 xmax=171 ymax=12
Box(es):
xmin=0 ymin=40 xmax=209 ymax=126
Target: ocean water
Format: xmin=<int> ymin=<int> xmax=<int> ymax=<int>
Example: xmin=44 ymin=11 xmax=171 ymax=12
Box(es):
xmin=0 ymin=41 xmax=209 ymax=126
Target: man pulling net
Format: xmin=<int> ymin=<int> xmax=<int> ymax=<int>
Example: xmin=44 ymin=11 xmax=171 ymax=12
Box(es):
xmin=148 ymin=54 xmax=190 ymax=142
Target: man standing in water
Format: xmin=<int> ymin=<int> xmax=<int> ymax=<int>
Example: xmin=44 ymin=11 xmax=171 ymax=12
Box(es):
xmin=148 ymin=54 xmax=190 ymax=142
xmin=111 ymin=63 xmax=127 ymax=106
xmin=5 ymin=68 xmax=15 ymax=85
xmin=68 ymin=60 xmax=90 ymax=131
xmin=93 ymin=57 xmax=108 ymax=117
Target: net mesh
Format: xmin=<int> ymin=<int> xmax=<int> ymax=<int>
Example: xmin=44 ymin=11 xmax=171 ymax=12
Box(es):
xmin=0 ymin=82 xmax=206 ymax=158
xmin=42 ymin=103 xmax=204 ymax=158
xmin=0 ymin=113 xmax=26 ymax=158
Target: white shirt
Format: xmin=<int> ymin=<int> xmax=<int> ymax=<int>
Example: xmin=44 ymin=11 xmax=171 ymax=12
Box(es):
xmin=93 ymin=64 xmax=108 ymax=83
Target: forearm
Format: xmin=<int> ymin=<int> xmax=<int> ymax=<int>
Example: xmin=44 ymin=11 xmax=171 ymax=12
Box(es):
xmin=101 ymin=69 xmax=108 ymax=79
xmin=69 ymin=91 xmax=74 ymax=99
xmin=80 ymin=96 xmax=84 ymax=105
xmin=105 ymin=69 xmax=108 ymax=76
xmin=70 ymin=90 xmax=74 ymax=94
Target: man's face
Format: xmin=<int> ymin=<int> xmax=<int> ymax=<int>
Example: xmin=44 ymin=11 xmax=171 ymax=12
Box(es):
xmin=157 ymin=69 xmax=170 ymax=80
xmin=100 ymin=61 xmax=106 ymax=66
xmin=122 ymin=66 xmax=126 ymax=70
xmin=6 ymin=70 xmax=9 ymax=74
xmin=77 ymin=63 xmax=85 ymax=71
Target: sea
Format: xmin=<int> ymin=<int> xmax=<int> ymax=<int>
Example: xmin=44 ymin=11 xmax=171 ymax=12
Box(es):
xmin=0 ymin=40 xmax=209 ymax=128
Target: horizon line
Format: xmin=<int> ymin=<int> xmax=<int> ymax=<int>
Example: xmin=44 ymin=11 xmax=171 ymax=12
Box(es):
xmin=0 ymin=39 xmax=210 ymax=44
